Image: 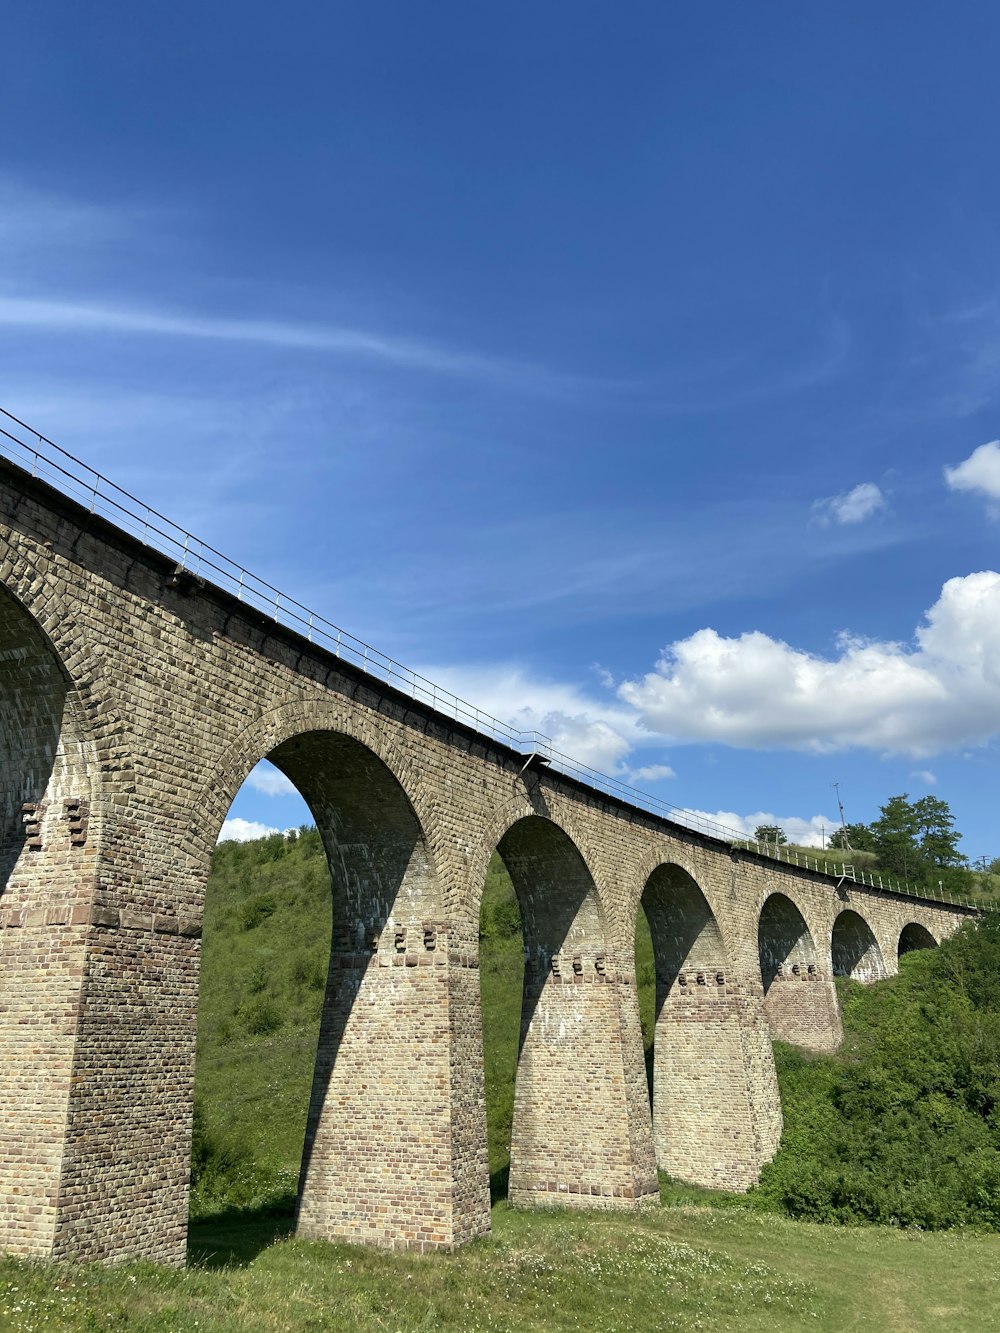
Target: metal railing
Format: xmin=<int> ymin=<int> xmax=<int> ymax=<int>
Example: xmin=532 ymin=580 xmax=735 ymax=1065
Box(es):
xmin=0 ymin=406 xmax=979 ymax=913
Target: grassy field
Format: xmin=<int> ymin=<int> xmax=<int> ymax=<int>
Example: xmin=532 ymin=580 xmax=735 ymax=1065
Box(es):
xmin=2 ymin=1199 xmax=999 ymax=1332
xmin=3 ymin=830 xmax=999 ymax=1331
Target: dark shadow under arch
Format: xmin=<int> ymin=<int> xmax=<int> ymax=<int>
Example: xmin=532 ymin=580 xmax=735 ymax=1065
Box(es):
xmin=0 ymin=583 xmax=95 ymax=895
xmin=832 ymin=909 xmax=886 ymax=982
xmin=758 ymin=893 xmax=817 ymax=993
xmin=898 ymin=921 xmax=938 ymax=957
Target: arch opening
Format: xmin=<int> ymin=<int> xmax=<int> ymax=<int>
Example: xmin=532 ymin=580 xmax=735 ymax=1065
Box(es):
xmin=831 ymin=909 xmax=886 ymax=983
xmin=640 ymin=863 xmax=767 ymax=1191
xmin=898 ymin=922 xmax=937 ymax=958
xmin=476 ymin=851 xmax=524 ymax=1203
xmin=758 ymin=894 xmax=817 ymax=994
xmin=191 ymin=728 xmax=452 ymax=1252
xmin=480 ymin=814 xmax=649 ymax=1209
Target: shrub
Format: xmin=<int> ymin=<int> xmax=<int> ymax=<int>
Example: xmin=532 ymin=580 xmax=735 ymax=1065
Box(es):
xmin=754 ymin=914 xmax=1000 ymax=1230
xmin=238 ymin=892 xmax=277 ymax=931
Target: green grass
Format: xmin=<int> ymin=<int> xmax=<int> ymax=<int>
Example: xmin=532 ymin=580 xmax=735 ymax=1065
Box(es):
xmin=2 ymin=1199 xmax=998 ymax=1331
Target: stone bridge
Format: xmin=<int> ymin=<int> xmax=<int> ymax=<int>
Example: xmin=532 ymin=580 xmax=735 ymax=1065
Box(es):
xmin=0 ymin=447 xmax=974 ymax=1265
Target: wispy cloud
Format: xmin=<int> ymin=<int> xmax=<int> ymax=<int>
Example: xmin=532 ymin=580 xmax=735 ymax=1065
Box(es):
xmin=0 ymin=293 xmax=583 ymax=395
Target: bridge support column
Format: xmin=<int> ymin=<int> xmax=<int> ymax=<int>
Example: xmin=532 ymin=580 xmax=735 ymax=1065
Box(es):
xmin=763 ymin=971 xmax=841 ymax=1052
xmin=508 ymin=956 xmax=659 ymax=1208
xmin=296 ymin=938 xmax=491 ymax=1250
xmin=644 ymin=865 xmax=781 ymax=1192
xmin=1 ymin=895 xmax=201 ymax=1265
xmin=651 ymin=968 xmax=780 ymax=1190
xmin=0 ymin=911 xmax=93 ymax=1259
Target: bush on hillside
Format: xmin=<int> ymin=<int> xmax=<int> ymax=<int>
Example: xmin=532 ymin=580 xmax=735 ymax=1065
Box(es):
xmin=754 ymin=912 xmax=1000 ymax=1229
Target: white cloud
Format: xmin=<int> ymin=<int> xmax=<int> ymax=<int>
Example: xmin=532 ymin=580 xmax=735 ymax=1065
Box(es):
xmin=626 ymin=763 xmax=676 ymax=783
xmin=246 ymin=762 xmax=297 ymax=797
xmin=813 ymin=482 xmax=886 ymax=526
xmin=416 ymin=663 xmax=664 ymax=776
xmin=619 ymin=571 xmax=1000 ymax=757
xmin=218 ymin=817 xmax=281 ymax=843
xmin=911 ymin=769 xmax=937 ymax=785
xmin=679 ymin=809 xmax=839 ymax=849
xmin=944 ymin=441 xmax=1000 ymax=504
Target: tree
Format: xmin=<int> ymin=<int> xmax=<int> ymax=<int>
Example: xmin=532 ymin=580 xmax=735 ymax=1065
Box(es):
xmin=754 ymin=824 xmax=787 ymax=845
xmin=913 ymin=795 xmax=965 ymax=867
xmin=870 ymin=794 xmax=921 ymax=878
xmin=829 ymin=823 xmax=876 ymax=853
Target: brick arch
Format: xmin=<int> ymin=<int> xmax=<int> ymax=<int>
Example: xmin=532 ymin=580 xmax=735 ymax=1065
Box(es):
xmin=0 ymin=542 xmax=131 ymax=853
xmin=628 ymin=845 xmax=732 ymax=943
xmin=756 ymin=893 xmax=841 ymax=1051
xmin=757 ymin=892 xmax=818 ymax=992
xmin=898 ymin=921 xmax=939 ymax=957
xmin=744 ymin=875 xmax=830 ymax=967
xmin=460 ymin=788 xmax=608 ymax=931
xmin=174 ymin=696 xmax=463 ymax=1249
xmin=179 ymin=697 xmax=441 ymax=869
xmin=832 ymin=907 xmax=887 ymax=982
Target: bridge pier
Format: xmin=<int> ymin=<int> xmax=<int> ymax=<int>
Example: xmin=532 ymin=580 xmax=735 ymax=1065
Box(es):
xmin=499 ymin=818 xmax=658 ymax=1210
xmin=642 ymin=864 xmax=780 ymax=1191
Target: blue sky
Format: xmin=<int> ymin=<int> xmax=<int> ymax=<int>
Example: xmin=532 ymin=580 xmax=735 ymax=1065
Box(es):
xmin=4 ymin=2 xmax=1000 ymax=858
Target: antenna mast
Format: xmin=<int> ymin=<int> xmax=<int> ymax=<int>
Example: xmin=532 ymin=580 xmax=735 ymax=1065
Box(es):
xmin=833 ymin=782 xmax=850 ymax=849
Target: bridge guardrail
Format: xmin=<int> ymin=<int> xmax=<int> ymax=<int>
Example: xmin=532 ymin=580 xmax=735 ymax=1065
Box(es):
xmin=0 ymin=406 xmax=978 ymax=913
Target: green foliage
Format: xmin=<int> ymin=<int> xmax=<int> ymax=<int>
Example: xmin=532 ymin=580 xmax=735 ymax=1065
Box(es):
xmin=754 ymin=913 xmax=1000 ymax=1230
xmin=194 ymin=824 xmax=333 ymax=1214
xmin=828 ymin=823 xmax=876 ymax=852
xmin=238 ymin=891 xmax=277 ymax=931
xmin=823 ymin=793 xmax=987 ymax=900
xmin=754 ymin=824 xmax=787 ymax=844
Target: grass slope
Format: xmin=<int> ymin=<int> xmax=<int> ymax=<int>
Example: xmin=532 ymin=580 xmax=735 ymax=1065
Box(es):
xmin=2 ymin=1205 xmax=999 ymax=1331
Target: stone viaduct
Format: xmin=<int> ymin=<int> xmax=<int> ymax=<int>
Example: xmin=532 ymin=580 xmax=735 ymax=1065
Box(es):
xmin=0 ymin=446 xmax=975 ymax=1266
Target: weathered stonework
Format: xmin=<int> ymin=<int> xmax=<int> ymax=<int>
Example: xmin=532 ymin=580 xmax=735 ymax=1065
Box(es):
xmin=0 ymin=458 xmax=974 ymax=1264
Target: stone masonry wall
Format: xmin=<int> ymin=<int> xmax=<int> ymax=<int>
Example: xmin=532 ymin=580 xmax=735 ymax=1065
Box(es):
xmin=0 ymin=460 xmax=974 ymax=1264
